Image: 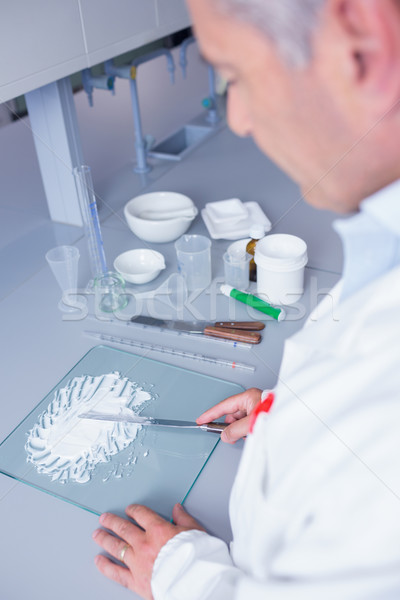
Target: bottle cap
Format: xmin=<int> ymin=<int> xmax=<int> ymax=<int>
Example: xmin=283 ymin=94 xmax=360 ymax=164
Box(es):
xmin=249 ymin=223 xmax=265 ymax=240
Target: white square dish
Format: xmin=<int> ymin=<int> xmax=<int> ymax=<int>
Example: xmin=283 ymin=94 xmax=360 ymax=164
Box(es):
xmin=202 ymin=202 xmax=272 ymax=240
xmin=205 ymin=198 xmax=248 ymax=224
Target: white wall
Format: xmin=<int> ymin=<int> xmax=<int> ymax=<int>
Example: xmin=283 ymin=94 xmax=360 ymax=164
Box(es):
xmin=0 ymin=42 xmax=210 ymax=219
xmin=77 ymin=42 xmax=209 ymax=190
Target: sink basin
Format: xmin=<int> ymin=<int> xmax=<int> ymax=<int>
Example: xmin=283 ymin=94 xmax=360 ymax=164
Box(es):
xmin=149 ymin=124 xmax=213 ymax=161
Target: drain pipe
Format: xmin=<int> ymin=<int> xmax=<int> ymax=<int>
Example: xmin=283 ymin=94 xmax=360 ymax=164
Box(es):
xmin=129 ymin=69 xmax=150 ymax=173
xmin=105 ymin=49 xmax=175 ymax=173
xmin=202 ymin=66 xmax=220 ymax=124
xmin=179 ymin=38 xmax=220 ymax=124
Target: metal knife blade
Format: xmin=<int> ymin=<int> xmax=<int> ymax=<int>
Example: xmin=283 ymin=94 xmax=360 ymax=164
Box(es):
xmin=78 ymin=411 xmax=228 ymax=433
xmin=130 ymin=316 xmax=205 ymax=333
xmin=131 ymin=316 xmax=265 ymax=343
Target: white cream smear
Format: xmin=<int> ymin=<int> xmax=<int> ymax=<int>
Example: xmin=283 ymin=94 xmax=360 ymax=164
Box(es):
xmin=25 ymin=372 xmax=152 ymax=484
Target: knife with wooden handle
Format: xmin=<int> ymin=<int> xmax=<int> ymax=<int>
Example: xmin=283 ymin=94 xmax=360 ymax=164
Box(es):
xmin=203 ymin=326 xmax=262 ymax=344
xmin=130 ymin=316 xmax=265 ymax=343
xmin=211 ymin=321 xmax=265 ymax=330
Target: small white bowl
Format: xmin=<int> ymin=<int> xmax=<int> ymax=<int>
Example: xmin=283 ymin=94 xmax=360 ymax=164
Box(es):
xmin=113 ymin=249 xmax=166 ymax=284
xmin=124 ymin=191 xmax=198 ymax=243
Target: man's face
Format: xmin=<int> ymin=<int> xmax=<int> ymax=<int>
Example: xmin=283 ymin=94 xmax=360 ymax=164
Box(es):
xmin=187 ymin=0 xmax=364 ymax=212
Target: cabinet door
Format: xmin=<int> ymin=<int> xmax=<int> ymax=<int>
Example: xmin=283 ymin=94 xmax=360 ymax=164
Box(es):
xmin=0 ymin=0 xmax=86 ymax=101
xmin=156 ymin=0 xmax=191 ymax=31
xmin=80 ymin=0 xmax=158 ymax=65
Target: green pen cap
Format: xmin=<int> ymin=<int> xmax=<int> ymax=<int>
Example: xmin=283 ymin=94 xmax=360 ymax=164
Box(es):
xmin=220 ymin=285 xmax=285 ymax=321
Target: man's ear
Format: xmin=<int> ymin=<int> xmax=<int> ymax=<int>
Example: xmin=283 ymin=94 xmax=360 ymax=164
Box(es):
xmin=328 ymin=0 xmax=400 ymax=112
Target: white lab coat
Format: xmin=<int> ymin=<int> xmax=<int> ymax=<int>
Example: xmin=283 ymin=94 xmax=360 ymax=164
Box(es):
xmin=152 ymin=264 xmax=400 ymax=599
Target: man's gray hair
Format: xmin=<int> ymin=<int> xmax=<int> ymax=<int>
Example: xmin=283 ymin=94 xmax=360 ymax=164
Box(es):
xmin=216 ymin=0 xmax=326 ymax=67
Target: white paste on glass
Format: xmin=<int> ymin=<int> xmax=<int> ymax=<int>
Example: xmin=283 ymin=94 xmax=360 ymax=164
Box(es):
xmin=25 ymin=372 xmax=151 ymax=484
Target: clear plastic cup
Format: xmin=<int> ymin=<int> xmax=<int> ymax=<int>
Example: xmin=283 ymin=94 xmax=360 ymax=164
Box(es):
xmin=223 ymin=250 xmax=251 ymax=290
xmin=175 ymin=235 xmax=212 ymax=291
xmin=94 ymin=271 xmax=129 ymax=313
xmin=45 ymin=245 xmax=80 ymax=312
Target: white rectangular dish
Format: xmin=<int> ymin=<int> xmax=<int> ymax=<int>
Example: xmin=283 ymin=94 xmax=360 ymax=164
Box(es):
xmin=202 ymin=201 xmax=272 ymax=240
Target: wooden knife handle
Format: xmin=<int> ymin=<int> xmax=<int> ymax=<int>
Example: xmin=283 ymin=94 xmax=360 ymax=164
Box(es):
xmin=214 ymin=321 xmax=265 ymax=331
xmin=200 ymin=422 xmax=229 ymax=433
xmin=204 ymin=326 xmax=261 ymax=344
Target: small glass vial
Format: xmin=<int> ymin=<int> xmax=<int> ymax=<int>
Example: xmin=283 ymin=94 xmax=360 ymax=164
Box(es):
xmin=246 ymin=224 xmax=265 ymax=282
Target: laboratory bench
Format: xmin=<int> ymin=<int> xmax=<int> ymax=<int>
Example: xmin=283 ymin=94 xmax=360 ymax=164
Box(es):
xmin=0 ymin=121 xmax=341 ymax=599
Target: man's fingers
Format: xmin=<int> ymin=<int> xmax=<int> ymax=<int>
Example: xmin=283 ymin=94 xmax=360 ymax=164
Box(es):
xmin=196 ymin=393 xmax=250 ymax=424
xmin=100 ymin=512 xmax=140 ymax=543
xmin=125 ymin=504 xmax=166 ymax=531
xmin=196 ymin=388 xmax=262 ymax=424
xmin=221 ymin=415 xmax=250 ymax=444
xmin=196 ymin=398 xmax=236 ymax=424
xmin=94 ymin=554 xmax=134 ymax=590
xmin=172 ymin=503 xmax=205 ymax=531
xmin=93 ymin=528 xmax=133 ymax=564
xmin=95 ymin=505 xmax=178 ymax=600
xmin=225 ymin=410 xmax=247 ymax=423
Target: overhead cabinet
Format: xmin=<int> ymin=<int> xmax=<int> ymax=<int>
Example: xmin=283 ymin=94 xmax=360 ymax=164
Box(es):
xmin=0 ymin=1 xmax=86 ymax=102
xmin=79 ymin=0 xmax=158 ymax=66
xmin=0 ymin=0 xmax=191 ymax=103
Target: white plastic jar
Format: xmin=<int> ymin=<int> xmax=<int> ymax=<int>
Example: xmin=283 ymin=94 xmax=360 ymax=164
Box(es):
xmin=254 ymin=234 xmax=308 ymax=305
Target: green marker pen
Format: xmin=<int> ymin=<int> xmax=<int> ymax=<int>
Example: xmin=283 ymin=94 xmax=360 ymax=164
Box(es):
xmin=220 ymin=285 xmax=286 ymax=321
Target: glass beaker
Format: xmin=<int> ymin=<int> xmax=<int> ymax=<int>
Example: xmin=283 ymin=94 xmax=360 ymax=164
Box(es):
xmin=94 ymin=271 xmax=129 ymax=313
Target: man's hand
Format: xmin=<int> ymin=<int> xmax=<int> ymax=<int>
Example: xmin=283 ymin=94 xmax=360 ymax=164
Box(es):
xmin=93 ymin=503 xmax=204 ymax=600
xmin=196 ymin=388 xmax=262 ymax=443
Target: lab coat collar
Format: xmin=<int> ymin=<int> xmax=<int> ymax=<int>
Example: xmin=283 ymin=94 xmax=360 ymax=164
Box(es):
xmin=332 ymin=179 xmax=400 ymax=301
xmin=361 ymin=179 xmax=400 ymax=236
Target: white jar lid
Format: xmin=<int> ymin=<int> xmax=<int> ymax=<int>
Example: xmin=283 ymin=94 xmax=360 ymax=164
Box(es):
xmin=249 ymin=223 xmax=265 ymax=240
xmin=255 ymin=234 xmax=308 ymax=272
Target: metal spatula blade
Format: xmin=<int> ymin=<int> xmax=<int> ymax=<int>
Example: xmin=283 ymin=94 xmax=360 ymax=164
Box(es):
xmin=78 ymin=411 xmax=227 ymax=433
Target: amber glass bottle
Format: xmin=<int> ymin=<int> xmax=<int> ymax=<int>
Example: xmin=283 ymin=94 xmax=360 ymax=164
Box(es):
xmin=246 ymin=224 xmax=265 ymax=282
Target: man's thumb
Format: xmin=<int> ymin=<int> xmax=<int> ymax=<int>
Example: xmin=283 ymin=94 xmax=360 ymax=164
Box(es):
xmin=172 ymin=503 xmax=205 ymax=531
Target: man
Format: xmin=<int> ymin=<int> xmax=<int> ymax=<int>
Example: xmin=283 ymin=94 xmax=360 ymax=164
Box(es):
xmin=92 ymin=1 xmax=400 ymax=598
